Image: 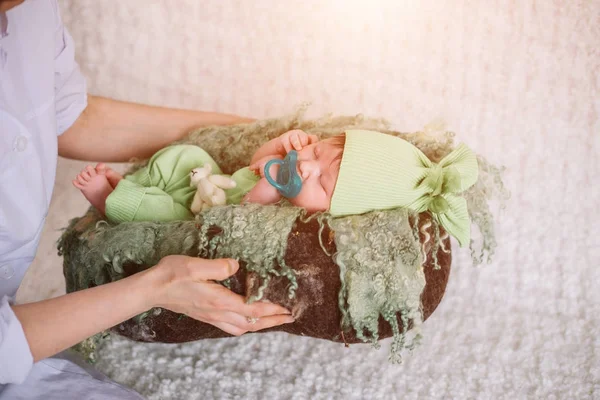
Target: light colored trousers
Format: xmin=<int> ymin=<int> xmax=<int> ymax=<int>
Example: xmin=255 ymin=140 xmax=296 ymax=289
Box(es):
xmin=0 ymin=350 xmax=145 ymax=400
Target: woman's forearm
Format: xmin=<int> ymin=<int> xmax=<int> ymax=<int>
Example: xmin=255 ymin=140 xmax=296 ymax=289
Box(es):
xmin=12 ymin=255 xmax=294 ymax=362
xmin=58 ymin=95 xmax=255 ymax=162
xmin=12 ymin=269 xmax=155 ymax=362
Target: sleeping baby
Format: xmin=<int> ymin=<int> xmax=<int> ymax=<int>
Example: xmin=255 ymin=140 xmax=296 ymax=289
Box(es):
xmin=73 ymin=129 xmax=478 ymax=247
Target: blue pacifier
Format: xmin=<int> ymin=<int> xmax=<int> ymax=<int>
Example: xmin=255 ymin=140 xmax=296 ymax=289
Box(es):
xmin=264 ymin=150 xmax=303 ymax=198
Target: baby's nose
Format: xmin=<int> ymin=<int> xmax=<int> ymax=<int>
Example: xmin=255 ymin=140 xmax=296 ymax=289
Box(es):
xmin=299 ymin=160 xmax=320 ymax=179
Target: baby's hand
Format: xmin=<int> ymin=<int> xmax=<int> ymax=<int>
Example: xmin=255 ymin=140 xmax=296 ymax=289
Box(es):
xmin=242 ymin=178 xmax=283 ymax=205
xmin=278 ymin=130 xmax=318 ymax=153
xmin=249 ymin=155 xmax=281 ymax=178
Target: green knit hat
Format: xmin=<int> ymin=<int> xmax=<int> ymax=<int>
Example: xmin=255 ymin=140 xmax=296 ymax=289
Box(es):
xmin=329 ymin=130 xmax=479 ymax=247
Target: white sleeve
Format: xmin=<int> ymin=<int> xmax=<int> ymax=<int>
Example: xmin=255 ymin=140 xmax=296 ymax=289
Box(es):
xmin=0 ymin=295 xmax=34 ymax=384
xmin=51 ymin=0 xmax=88 ymax=135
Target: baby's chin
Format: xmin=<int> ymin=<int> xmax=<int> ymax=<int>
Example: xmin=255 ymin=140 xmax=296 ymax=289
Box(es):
xmin=289 ymin=199 xmax=329 ymax=213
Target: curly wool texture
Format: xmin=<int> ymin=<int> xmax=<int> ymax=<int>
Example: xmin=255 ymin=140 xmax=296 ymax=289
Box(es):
xmin=59 ymin=218 xmax=201 ymax=293
xmin=58 ymin=107 xmax=505 ymax=362
xmin=198 ymin=203 xmax=304 ymax=302
xmin=464 ymin=155 xmax=510 ymax=264
xmin=326 ymin=209 xmax=424 ymax=363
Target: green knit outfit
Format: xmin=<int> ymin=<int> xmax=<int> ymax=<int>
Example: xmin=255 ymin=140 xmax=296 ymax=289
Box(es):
xmin=105 ymin=144 xmax=259 ymax=223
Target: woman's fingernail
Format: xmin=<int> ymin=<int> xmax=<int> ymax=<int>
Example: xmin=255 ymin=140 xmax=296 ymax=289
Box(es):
xmin=227 ymin=259 xmax=238 ymax=273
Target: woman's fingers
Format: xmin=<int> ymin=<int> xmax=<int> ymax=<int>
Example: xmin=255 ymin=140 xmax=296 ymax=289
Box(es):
xmin=245 ymin=314 xmax=295 ymax=331
xmin=154 ymin=255 xmax=295 ymax=336
xmin=207 ymin=284 xmax=291 ymax=317
xmin=243 ymin=299 xmax=292 ymax=318
xmin=203 ymin=311 xmax=295 ymax=336
xmin=183 ymin=257 xmax=239 ymax=281
xmin=205 ymin=309 xmax=294 ymax=330
xmin=209 ymin=320 xmax=246 ymax=336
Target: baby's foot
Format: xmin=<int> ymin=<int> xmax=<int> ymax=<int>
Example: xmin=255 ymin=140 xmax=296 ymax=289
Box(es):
xmin=95 ymin=163 xmax=123 ymax=189
xmin=73 ymin=164 xmax=114 ymax=215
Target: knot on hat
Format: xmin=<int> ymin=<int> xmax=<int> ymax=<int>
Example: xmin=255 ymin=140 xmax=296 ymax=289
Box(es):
xmin=413 ymin=144 xmax=480 ymax=246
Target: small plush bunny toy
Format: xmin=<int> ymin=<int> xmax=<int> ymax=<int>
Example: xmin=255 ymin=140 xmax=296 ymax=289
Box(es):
xmin=189 ymin=164 xmax=237 ymax=214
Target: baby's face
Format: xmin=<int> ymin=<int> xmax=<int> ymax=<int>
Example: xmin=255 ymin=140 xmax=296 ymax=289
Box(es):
xmin=287 ymin=138 xmax=343 ymax=212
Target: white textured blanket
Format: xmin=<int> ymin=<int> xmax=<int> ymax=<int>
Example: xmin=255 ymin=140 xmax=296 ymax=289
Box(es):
xmin=17 ymin=0 xmax=599 ymax=398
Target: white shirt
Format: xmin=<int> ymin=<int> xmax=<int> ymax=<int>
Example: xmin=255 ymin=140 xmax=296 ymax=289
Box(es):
xmin=0 ymin=0 xmax=87 ymax=384
xmin=0 ymin=3 xmax=145 ymax=397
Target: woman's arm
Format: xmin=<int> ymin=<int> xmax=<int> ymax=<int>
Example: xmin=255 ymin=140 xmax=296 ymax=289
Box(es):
xmin=12 ymin=256 xmax=293 ymax=362
xmin=58 ymin=95 xmax=255 ymax=162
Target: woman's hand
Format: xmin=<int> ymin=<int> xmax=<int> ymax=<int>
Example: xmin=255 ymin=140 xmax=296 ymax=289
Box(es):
xmin=144 ymin=255 xmax=294 ymax=336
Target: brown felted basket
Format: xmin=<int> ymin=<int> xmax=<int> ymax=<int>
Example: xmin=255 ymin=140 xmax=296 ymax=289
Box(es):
xmin=61 ymin=208 xmax=450 ymax=346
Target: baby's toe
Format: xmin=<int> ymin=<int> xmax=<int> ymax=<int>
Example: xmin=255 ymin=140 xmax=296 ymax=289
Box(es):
xmin=105 ymin=167 xmax=117 ymax=178
xmin=86 ymin=165 xmax=97 ymax=177
xmin=96 ymin=163 xmax=107 ymax=174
